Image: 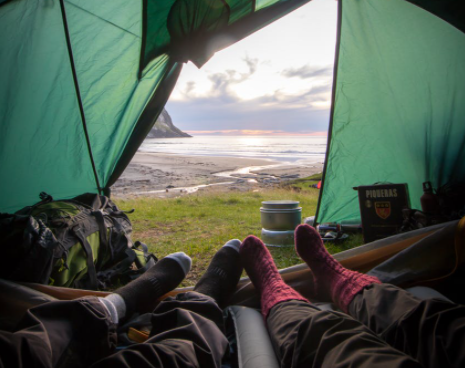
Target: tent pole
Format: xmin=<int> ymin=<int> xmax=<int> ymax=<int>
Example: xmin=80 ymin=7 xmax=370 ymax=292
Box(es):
xmin=314 ymin=0 xmax=343 ymax=226
xmin=138 ymin=0 xmax=148 ymax=79
xmin=59 ymin=0 xmax=103 ymax=194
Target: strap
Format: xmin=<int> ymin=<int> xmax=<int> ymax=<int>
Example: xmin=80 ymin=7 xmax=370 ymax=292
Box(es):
xmin=133 ymin=240 xmax=147 ymax=251
xmin=99 ymin=196 xmax=109 ymax=210
xmin=91 ymin=210 xmax=111 ymax=269
xmin=133 ymin=241 xmax=158 ymax=266
xmin=73 ymin=226 xmax=98 ymax=290
xmin=117 ymin=249 xmax=137 ymax=271
xmin=111 ymin=215 xmax=133 ymax=256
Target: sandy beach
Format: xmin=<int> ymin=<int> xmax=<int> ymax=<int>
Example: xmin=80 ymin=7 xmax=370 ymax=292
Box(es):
xmin=112 ymin=152 xmax=323 ymax=198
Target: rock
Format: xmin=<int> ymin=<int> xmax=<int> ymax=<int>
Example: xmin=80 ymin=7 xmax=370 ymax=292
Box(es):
xmin=147 ymin=109 xmax=191 ymax=138
xmin=166 ymin=185 xmax=175 ymax=189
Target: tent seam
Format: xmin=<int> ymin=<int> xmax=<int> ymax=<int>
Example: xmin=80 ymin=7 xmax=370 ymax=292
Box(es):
xmin=314 ymin=0 xmax=343 ymax=226
xmin=59 ymin=0 xmax=103 ymax=194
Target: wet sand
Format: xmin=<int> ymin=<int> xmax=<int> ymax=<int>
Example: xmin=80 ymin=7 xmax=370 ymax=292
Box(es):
xmin=112 ymin=152 xmax=323 ymax=198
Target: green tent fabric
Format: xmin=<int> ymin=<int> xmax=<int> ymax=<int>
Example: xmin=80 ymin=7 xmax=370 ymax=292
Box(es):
xmin=0 ymin=0 xmax=98 ymax=208
xmin=315 ymin=0 xmax=465 ymax=224
xmin=0 ymin=0 xmax=175 ymax=212
xmin=0 ymin=0 xmax=309 ymax=213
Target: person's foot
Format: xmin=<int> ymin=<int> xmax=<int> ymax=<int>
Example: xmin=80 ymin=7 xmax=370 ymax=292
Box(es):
xmin=295 ymin=224 xmax=380 ymax=312
xmin=240 ymin=235 xmax=308 ymax=319
xmin=194 ymin=239 xmax=243 ymax=307
xmin=115 ymin=252 xmax=191 ymax=316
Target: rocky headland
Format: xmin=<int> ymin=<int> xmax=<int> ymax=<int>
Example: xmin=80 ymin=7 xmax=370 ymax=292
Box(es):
xmin=147 ymin=109 xmax=191 ymax=138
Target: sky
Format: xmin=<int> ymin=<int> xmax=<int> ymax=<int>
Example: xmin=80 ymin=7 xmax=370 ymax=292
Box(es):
xmin=165 ymin=0 xmax=338 ymax=136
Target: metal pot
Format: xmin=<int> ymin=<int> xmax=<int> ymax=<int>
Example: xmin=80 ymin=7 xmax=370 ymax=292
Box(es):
xmin=260 ymin=200 xmax=302 ymax=231
xmin=260 ymin=229 xmax=295 ymax=246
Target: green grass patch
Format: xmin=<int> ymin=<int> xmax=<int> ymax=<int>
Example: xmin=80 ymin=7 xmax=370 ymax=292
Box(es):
xmin=280 ymin=173 xmax=322 ymax=193
xmin=115 ymin=184 xmax=362 ymax=287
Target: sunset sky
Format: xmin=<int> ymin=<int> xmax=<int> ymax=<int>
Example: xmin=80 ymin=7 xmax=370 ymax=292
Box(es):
xmin=166 ymin=0 xmax=338 ymax=136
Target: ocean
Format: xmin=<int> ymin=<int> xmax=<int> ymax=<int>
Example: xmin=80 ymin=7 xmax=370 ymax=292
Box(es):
xmin=139 ymin=135 xmax=327 ymax=163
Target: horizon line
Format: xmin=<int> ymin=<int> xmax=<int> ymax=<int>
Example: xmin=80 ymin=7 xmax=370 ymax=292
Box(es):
xmin=184 ymin=129 xmax=328 ymax=136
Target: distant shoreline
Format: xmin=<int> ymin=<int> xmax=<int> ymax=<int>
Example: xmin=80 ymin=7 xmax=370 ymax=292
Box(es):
xmin=112 ymin=152 xmax=323 ymax=198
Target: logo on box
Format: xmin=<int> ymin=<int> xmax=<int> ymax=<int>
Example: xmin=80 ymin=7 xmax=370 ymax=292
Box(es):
xmin=375 ymin=202 xmax=391 ymax=219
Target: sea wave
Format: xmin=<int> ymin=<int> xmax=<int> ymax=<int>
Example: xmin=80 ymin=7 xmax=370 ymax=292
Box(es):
xmin=139 ymin=135 xmax=326 ymax=162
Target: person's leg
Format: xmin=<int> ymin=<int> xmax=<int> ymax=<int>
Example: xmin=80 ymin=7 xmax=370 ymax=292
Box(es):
xmin=113 ymin=251 xmax=192 ymax=318
xmin=92 ymin=240 xmax=243 ymax=368
xmin=0 ymin=251 xmax=191 ymax=368
xmin=0 ymin=297 xmax=116 ymax=368
xmin=294 ymin=224 xmax=381 ymax=313
xmin=350 ymin=284 xmax=465 ymax=368
xmin=241 ymin=235 xmax=421 ymax=368
xmin=295 ymin=224 xmax=465 ymax=368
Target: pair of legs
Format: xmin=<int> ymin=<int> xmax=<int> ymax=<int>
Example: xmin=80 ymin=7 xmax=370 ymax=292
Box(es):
xmin=2 ymin=227 xmax=464 ymax=368
xmin=240 ymin=224 xmax=465 ymax=368
xmin=0 ymin=240 xmax=244 ymax=368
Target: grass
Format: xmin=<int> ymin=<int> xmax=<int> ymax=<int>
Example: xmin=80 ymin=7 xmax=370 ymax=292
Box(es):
xmin=115 ymin=177 xmax=363 ymax=287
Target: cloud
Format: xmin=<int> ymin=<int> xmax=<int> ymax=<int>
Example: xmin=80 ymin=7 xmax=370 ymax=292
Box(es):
xmin=166 ymin=96 xmax=331 ymax=134
xmin=207 ymin=73 xmax=238 ymax=102
xmin=168 ymin=60 xmax=334 ymax=135
xmin=282 ymin=65 xmax=333 ymax=79
xmin=251 ymin=81 xmax=332 ymax=108
xmin=166 ymin=60 xmax=333 ymax=135
xmin=305 ymin=83 xmax=332 ymax=95
xmin=184 ymin=81 xmax=196 ymax=95
xmin=209 ymin=55 xmax=259 ymax=89
xmin=177 ymin=56 xmax=260 ymax=102
xmin=243 ymin=55 xmax=259 ymax=75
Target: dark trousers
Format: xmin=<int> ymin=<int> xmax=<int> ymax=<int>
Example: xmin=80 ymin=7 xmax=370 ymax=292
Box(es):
xmin=0 ymin=291 xmax=228 ymax=368
xmin=267 ymin=284 xmax=465 ymax=368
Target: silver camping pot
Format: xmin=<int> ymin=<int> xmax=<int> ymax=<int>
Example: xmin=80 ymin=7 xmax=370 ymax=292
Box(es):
xmin=260 ymin=200 xmax=302 ymax=231
xmin=260 ymin=201 xmax=302 ymax=246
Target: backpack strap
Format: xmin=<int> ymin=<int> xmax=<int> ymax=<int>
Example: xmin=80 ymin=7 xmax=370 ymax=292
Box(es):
xmin=133 ymin=241 xmax=158 ymax=267
xmin=91 ymin=210 xmax=111 ymax=270
xmin=72 ymin=226 xmax=98 ymax=290
xmin=109 ymin=214 xmax=133 ymax=261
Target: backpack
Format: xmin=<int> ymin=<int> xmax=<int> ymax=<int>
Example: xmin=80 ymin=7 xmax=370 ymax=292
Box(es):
xmin=0 ymin=192 xmax=156 ymax=290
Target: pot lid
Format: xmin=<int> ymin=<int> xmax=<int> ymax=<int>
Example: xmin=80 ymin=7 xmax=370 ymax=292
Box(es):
xmin=261 ymin=200 xmax=300 ymax=209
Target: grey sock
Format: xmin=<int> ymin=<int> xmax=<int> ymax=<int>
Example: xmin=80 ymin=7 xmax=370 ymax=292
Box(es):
xmin=222 ymin=239 xmax=241 ymax=253
xmin=194 ymin=240 xmax=243 ymax=307
xmin=99 ymin=293 xmax=126 ymax=323
xmin=115 ymin=252 xmax=191 ymax=316
xmin=165 ymin=252 xmax=192 ymax=276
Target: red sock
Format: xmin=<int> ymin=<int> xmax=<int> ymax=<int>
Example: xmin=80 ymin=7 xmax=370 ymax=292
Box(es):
xmin=240 ymin=235 xmax=308 ymax=320
xmin=295 ymin=224 xmax=381 ymax=313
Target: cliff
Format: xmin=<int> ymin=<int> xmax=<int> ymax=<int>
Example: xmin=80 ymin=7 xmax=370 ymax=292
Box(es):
xmin=147 ymin=109 xmax=191 ymax=138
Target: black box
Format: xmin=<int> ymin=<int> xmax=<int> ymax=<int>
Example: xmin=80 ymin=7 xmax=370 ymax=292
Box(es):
xmin=355 ymin=184 xmax=410 ymax=243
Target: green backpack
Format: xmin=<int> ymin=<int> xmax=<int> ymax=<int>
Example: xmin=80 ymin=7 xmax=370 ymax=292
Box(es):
xmin=0 ymin=193 xmax=156 ymax=290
